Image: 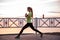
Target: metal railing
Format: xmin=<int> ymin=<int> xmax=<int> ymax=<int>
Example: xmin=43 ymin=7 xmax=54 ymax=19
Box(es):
xmin=0 ymin=17 xmax=60 ymax=28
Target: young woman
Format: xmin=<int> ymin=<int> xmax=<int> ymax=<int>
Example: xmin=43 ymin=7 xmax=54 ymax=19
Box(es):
xmin=15 ymin=7 xmax=43 ymax=38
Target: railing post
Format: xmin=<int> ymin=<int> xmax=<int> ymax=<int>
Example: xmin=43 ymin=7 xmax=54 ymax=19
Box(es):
xmin=35 ymin=17 xmax=38 ymax=35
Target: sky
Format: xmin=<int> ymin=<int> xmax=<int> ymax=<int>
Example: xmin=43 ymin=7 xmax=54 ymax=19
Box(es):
xmin=0 ymin=0 xmax=60 ymax=18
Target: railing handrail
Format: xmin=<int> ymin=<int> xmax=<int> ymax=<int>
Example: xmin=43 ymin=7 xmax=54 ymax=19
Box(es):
xmin=0 ymin=17 xmax=60 ymax=28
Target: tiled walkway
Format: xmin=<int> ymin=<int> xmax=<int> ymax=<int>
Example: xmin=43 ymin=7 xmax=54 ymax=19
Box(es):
xmin=0 ymin=33 xmax=60 ymax=40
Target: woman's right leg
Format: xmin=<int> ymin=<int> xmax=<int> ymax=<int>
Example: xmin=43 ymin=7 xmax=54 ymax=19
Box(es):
xmin=16 ymin=23 xmax=29 ymax=38
xmin=29 ymin=23 xmax=43 ymax=38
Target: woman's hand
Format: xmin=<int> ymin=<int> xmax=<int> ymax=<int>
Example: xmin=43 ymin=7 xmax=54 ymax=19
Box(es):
xmin=25 ymin=13 xmax=28 ymax=17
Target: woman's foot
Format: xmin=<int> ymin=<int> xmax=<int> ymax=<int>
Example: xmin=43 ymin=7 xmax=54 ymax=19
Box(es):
xmin=41 ymin=33 xmax=43 ymax=38
xmin=15 ymin=36 xmax=20 ymax=39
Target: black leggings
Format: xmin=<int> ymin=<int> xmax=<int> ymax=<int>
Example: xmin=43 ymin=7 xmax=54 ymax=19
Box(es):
xmin=17 ymin=23 xmax=42 ymax=37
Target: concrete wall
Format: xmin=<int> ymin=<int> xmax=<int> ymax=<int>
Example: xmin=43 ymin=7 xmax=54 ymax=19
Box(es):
xmin=0 ymin=28 xmax=60 ymax=34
